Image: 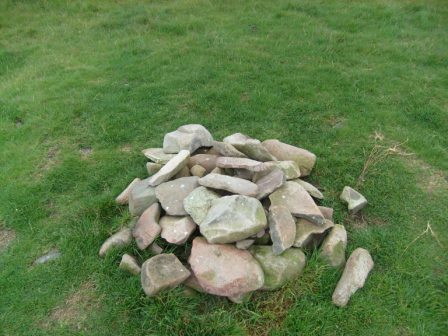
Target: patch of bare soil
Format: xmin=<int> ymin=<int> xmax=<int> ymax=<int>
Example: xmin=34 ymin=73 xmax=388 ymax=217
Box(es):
xmin=404 ymin=156 xmax=448 ymax=195
xmin=344 ymin=213 xmax=387 ymax=230
xmin=42 ymin=281 xmax=100 ymax=331
xmin=34 ymin=147 xmax=60 ymax=178
xmin=0 ymin=225 xmax=16 ymax=251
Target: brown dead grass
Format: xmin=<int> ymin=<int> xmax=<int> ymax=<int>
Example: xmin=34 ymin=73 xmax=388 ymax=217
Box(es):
xmin=0 ymin=224 xmax=16 ymax=251
xmin=42 ymin=280 xmax=100 ymax=331
xmin=34 ymin=147 xmax=60 ymax=179
xmin=344 ymin=213 xmax=387 ymax=230
xmin=404 ymin=156 xmax=448 ymax=195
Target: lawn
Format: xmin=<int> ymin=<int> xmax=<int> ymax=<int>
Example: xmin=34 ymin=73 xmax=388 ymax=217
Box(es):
xmin=0 ymin=0 xmax=447 ymax=335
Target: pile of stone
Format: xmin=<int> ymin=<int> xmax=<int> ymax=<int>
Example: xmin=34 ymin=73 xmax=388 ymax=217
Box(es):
xmin=100 ymin=124 xmax=373 ymax=306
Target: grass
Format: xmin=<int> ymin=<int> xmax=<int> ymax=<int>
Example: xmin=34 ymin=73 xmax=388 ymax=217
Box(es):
xmin=0 ymin=0 xmax=447 ymax=335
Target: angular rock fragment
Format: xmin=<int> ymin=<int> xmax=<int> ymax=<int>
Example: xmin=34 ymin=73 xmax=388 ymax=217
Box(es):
xmin=263 ymin=161 xmax=301 ymax=180
xmin=160 ymin=216 xmax=197 ymax=245
xmin=262 ymin=139 xmax=316 ymax=176
xmin=224 ymin=133 xmax=276 ymax=162
xmin=268 ymin=205 xmax=296 ymax=255
xmin=128 ymin=178 xmax=157 ymax=216
xmin=119 ymin=254 xmax=141 ymax=275
xmin=236 ymin=239 xmax=255 ymax=250
xmin=212 ymin=141 xmax=247 ymax=158
xmin=33 ymin=249 xmax=61 ymax=265
xmin=293 ymin=219 xmax=334 ymax=248
xmin=269 ymin=182 xmax=324 ymax=225
xmin=255 ymin=167 xmax=285 ymax=200
xmin=188 ymin=154 xmax=218 ymax=173
xmin=116 ymin=178 xmax=141 ymax=205
xmin=318 ymin=206 xmax=334 ymax=221
xmin=183 ymin=186 xmax=220 ymax=224
xmin=149 ymin=242 xmax=163 ymax=255
xmin=141 ymin=254 xmax=191 ymax=296
xmin=142 ymin=148 xmax=176 ymax=164
xmin=216 ymin=157 xmax=268 ymax=172
xmin=198 ymin=173 xmax=259 ymax=197
xmin=319 ymin=224 xmax=347 ymax=268
xmin=332 ymin=248 xmax=374 ymax=307
xmin=148 ymin=150 xmax=190 ymax=187
xmin=250 ymin=246 xmax=306 ymax=290
xmin=132 ymin=203 xmax=161 ymax=250
xmin=163 ymin=124 xmax=213 ymax=154
xmin=173 ymin=165 xmax=191 ymax=178
xmin=233 ymin=169 xmax=254 ymax=180
xmin=99 ymin=228 xmax=132 ymax=257
xmin=155 ymin=176 xmax=199 ymax=216
xmin=190 ymin=164 xmax=206 ymax=177
xmin=292 ymin=179 xmax=324 ymax=199
xmin=146 ymin=162 xmax=162 ymax=176
xmin=200 ymin=195 xmax=267 ymax=243
xmin=188 ymin=237 xmax=264 ymax=296
xmin=340 ymin=186 xmax=368 ymax=214
xmin=210 ymin=167 xmax=223 ymax=175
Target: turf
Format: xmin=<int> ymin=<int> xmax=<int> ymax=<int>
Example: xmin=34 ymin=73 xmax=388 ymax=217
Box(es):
xmin=0 ymin=0 xmax=447 ymax=335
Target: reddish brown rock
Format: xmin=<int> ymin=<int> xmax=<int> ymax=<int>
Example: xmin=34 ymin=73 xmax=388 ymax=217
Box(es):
xmin=188 ymin=154 xmax=219 ymax=173
xmin=255 ymin=167 xmax=285 ymax=200
xmin=132 ymin=203 xmax=161 ymax=250
xmin=318 ymin=206 xmax=334 ymax=221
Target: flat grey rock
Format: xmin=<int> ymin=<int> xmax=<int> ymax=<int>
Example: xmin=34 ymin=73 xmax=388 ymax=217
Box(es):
xmin=148 ymin=150 xmax=190 ymax=187
xmin=268 ymin=205 xmax=296 ymax=255
xmin=141 ymin=254 xmax=191 ymax=296
xmin=116 ymin=178 xmax=141 ymax=205
xmin=155 ymin=176 xmax=199 ymax=215
xmin=332 ymin=248 xmax=374 ymax=307
xmin=216 ymin=157 xmax=268 ymax=172
xmin=142 ymin=148 xmax=176 ymax=164
xmin=292 ymin=179 xmax=324 ymax=199
xmin=293 ymin=218 xmax=334 ymax=248
xmin=132 ymin=203 xmax=161 ymax=250
xmin=183 ymin=186 xmax=220 ymax=224
xmin=160 ymin=216 xmax=197 ymax=245
xmin=319 ymin=224 xmax=347 ymax=268
xmin=340 ymin=186 xmax=368 ymax=214
xmin=236 ymin=239 xmax=255 ymax=250
xmin=212 ymin=141 xmax=247 ymax=158
xmin=146 ymin=162 xmax=162 ymax=176
xmin=163 ymin=124 xmax=213 ymax=154
xmin=255 ymin=167 xmax=285 ymax=200
xmin=269 ymin=181 xmax=324 ymax=225
xmin=223 ymin=133 xmax=276 ymax=162
xmin=199 ymin=173 xmax=259 ymax=197
xmin=200 ymin=195 xmax=267 ymax=243
xmin=318 ymin=206 xmax=334 ymax=221
xmin=128 ymin=178 xmax=157 ymax=216
xmin=263 ymin=161 xmax=301 ymax=180
xmin=99 ymin=228 xmax=132 ymax=257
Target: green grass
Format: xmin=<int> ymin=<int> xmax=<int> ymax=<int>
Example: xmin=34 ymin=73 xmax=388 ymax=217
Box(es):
xmin=1 ymin=0 xmax=447 ymax=335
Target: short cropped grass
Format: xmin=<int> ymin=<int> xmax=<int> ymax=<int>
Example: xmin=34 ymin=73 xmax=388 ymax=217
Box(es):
xmin=1 ymin=0 xmax=447 ymax=335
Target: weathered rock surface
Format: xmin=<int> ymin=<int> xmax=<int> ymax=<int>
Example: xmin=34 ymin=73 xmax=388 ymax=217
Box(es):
xmin=319 ymin=224 xmax=347 ymax=268
xmin=141 ymin=254 xmax=191 ymax=296
xmin=163 ymin=124 xmax=213 ymax=154
xmin=173 ymin=165 xmax=191 ymax=179
xmin=128 ymin=178 xmax=157 ymax=216
xmin=198 ymin=173 xmax=259 ymax=197
xmin=268 ymin=205 xmax=296 ymax=255
xmin=250 ymin=246 xmax=306 ymax=290
xmin=340 ymin=186 xmax=368 ymax=214
xmin=212 ymin=141 xmax=247 ymax=158
xmin=292 ymin=179 xmax=324 ymax=199
xmin=255 ymin=167 xmax=285 ymax=200
xmin=236 ymin=239 xmax=255 ymax=250
xmin=132 ymin=203 xmax=161 ymax=250
xmin=160 ymin=216 xmax=197 ymax=245
xmin=190 ymin=164 xmax=206 ymax=177
xmin=264 ymin=161 xmax=301 ymax=180
xmin=318 ymin=206 xmax=334 ymax=221
xmin=116 ymin=178 xmax=141 ymax=205
xmin=155 ymin=176 xmax=199 ymax=215
xmin=148 ymin=150 xmax=190 ymax=187
xmin=216 ymin=157 xmax=268 ymax=172
xmin=188 ymin=154 xmax=218 ymax=173
xmin=224 ymin=133 xmax=277 ymax=162
xmin=269 ymin=182 xmax=324 ymax=225
xmin=149 ymin=242 xmax=163 ymax=255
xmin=188 ymin=237 xmax=264 ymax=296
xmin=119 ymin=254 xmax=141 ymax=275
xmin=332 ymin=248 xmax=374 ymax=307
xmin=262 ymin=139 xmax=316 ymax=176
xmin=99 ymin=228 xmax=132 ymax=257
xmin=146 ymin=162 xmax=162 ymax=176
xmin=200 ymin=195 xmax=267 ymax=243
xmin=183 ymin=186 xmax=220 ymax=224
xmin=294 ymin=219 xmax=334 ymax=248
xmin=142 ymin=148 xmax=176 ymax=164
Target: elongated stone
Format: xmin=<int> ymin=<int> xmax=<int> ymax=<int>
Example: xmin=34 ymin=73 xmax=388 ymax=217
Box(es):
xmin=142 ymin=148 xmax=176 ymax=164
xmin=294 ymin=218 xmax=334 ymax=248
xmin=160 ymin=216 xmax=197 ymax=245
xmin=255 ymin=167 xmax=285 ymax=200
xmin=223 ymin=133 xmax=276 ymax=162
xmin=116 ymin=178 xmax=141 ymax=205
xmin=141 ymin=254 xmax=191 ymax=296
xmin=132 ymin=203 xmax=161 ymax=250
xmin=200 ymin=195 xmax=267 ymax=243
xmin=332 ymin=248 xmax=374 ymax=307
xmin=183 ymin=186 xmax=220 ymax=224
xmin=340 ymin=186 xmax=368 ymax=214
xmin=188 ymin=237 xmax=264 ymax=296
xmin=163 ymin=124 xmax=213 ymax=154
xmin=269 ymin=181 xmax=324 ymax=225
xmin=216 ymin=157 xmax=268 ymax=172
xmin=199 ymin=173 xmax=259 ymax=197
xmin=268 ymin=205 xmax=296 ymax=255
xmin=250 ymin=246 xmax=306 ymax=290
xmin=188 ymin=154 xmax=218 ymax=173
xmin=99 ymin=228 xmax=132 ymax=257
xmin=155 ymin=176 xmax=199 ymax=216
xmin=319 ymin=224 xmax=347 ymax=268
xmin=292 ymin=179 xmax=324 ymax=199
xmin=212 ymin=141 xmax=247 ymax=158
xmin=148 ymin=150 xmax=190 ymax=187
xmin=128 ymin=178 xmax=157 ymax=216
xmin=262 ymin=139 xmax=316 ymax=176
xmin=119 ymin=254 xmax=141 ymax=275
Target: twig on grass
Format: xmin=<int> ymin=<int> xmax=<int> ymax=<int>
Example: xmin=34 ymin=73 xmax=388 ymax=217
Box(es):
xmin=404 ymin=222 xmax=444 ymax=252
